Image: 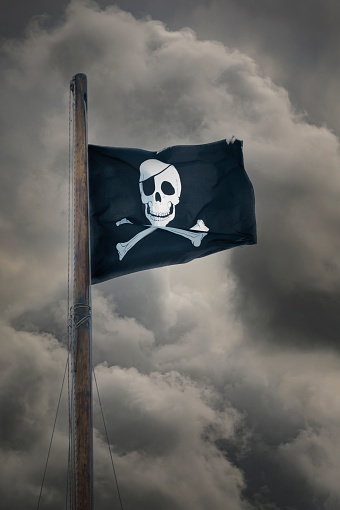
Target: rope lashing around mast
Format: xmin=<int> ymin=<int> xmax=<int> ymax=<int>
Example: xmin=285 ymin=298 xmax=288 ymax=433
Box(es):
xmin=72 ymin=303 xmax=92 ymax=329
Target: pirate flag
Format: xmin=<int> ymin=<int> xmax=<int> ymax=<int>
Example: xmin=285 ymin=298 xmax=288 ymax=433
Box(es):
xmin=89 ymin=139 xmax=256 ymax=283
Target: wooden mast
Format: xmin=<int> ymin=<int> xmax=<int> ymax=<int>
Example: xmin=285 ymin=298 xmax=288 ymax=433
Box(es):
xmin=71 ymin=73 xmax=93 ymax=510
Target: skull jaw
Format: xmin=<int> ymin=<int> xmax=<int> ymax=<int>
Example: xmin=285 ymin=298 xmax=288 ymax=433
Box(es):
xmin=145 ymin=202 xmax=175 ymax=227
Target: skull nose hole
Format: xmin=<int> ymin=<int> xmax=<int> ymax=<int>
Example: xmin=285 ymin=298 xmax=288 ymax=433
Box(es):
xmin=155 ymin=192 xmax=161 ymax=202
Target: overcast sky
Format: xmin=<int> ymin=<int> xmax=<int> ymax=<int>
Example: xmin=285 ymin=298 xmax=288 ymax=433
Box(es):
xmin=1 ymin=1 xmax=340 ymax=509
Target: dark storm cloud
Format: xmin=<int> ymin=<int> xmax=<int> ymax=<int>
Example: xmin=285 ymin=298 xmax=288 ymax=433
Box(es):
xmin=0 ymin=0 xmax=69 ymax=39
xmin=217 ymin=351 xmax=340 ymax=509
xmin=108 ymin=0 xmax=340 ymax=136
xmin=1 ymin=2 xmax=340 ymax=509
xmin=92 ymin=365 xmax=246 ymax=510
xmin=0 ymin=321 xmax=69 ymax=509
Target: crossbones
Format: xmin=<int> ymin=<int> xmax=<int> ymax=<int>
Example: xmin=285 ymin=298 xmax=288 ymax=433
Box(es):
xmin=116 ymin=218 xmax=209 ymax=260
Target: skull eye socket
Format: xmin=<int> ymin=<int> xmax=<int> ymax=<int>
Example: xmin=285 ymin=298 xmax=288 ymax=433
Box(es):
xmin=161 ymin=181 xmax=175 ymax=195
xmin=142 ymin=177 xmax=155 ymax=196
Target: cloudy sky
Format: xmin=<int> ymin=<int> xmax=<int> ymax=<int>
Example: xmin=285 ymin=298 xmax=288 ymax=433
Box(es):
xmin=1 ymin=1 xmax=340 ymax=509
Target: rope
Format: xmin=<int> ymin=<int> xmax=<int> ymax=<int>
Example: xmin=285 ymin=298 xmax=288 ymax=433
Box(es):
xmin=38 ymin=97 xmax=75 ymax=506
xmin=93 ymin=368 xmax=125 ymax=510
xmin=72 ymin=304 xmax=91 ymax=329
xmin=65 ymin=432 xmax=71 ymax=510
xmin=66 ymin=353 xmax=76 ymax=510
xmin=68 ymin=76 xmax=72 ymax=510
xmin=66 ymin=334 xmax=77 ymax=510
xmin=36 ymin=356 xmax=69 ymax=510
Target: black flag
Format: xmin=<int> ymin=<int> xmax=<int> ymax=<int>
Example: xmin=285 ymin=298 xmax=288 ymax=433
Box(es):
xmin=89 ymin=139 xmax=256 ymax=283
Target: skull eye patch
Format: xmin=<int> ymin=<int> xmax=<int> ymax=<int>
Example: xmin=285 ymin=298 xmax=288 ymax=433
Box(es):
xmin=141 ymin=177 xmax=155 ymax=196
xmin=161 ymin=181 xmax=175 ymax=195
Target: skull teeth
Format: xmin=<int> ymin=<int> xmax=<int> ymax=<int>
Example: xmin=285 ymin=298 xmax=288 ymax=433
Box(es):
xmin=147 ymin=202 xmax=173 ymax=219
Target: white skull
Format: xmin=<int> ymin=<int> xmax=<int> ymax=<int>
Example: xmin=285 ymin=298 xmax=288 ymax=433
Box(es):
xmin=139 ymin=159 xmax=181 ymax=227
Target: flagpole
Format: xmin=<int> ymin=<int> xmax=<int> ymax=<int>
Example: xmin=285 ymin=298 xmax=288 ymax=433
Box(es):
xmin=70 ymin=73 xmax=93 ymax=510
